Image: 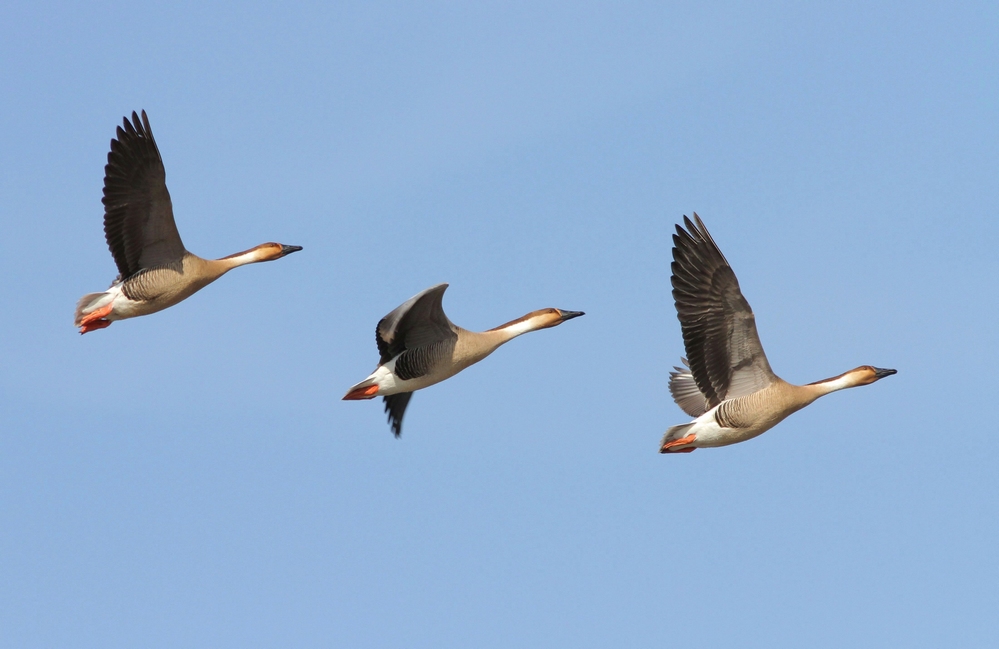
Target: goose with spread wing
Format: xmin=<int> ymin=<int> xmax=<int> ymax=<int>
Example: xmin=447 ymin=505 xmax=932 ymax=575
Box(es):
xmin=74 ymin=111 xmax=301 ymax=334
xmin=660 ymin=214 xmax=896 ymax=453
xmin=344 ymin=283 xmax=584 ymax=437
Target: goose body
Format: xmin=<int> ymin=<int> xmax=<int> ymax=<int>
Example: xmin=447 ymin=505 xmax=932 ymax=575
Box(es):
xmin=74 ymin=111 xmax=301 ymax=334
xmin=344 ymin=283 xmax=584 ymax=437
xmin=660 ymin=215 xmax=896 ymax=453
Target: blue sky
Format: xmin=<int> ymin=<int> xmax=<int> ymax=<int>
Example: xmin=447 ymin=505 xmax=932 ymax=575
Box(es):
xmin=1 ymin=1 xmax=997 ymax=647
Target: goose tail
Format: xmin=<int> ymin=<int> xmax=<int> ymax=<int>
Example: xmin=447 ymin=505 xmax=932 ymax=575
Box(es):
xmin=660 ymin=423 xmax=697 ymax=454
xmin=74 ymin=292 xmax=114 ymax=327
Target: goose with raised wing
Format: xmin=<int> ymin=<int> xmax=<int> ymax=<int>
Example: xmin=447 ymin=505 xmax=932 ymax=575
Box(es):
xmin=660 ymin=214 xmax=895 ymax=453
xmin=74 ymin=111 xmax=302 ymax=334
xmin=344 ymin=283 xmax=584 ymax=437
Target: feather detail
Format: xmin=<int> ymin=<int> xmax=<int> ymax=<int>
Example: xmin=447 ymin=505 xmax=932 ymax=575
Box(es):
xmin=384 ymin=392 xmax=413 ymax=437
xmin=102 ymin=111 xmax=186 ymax=279
xmin=671 ymin=214 xmax=776 ymax=406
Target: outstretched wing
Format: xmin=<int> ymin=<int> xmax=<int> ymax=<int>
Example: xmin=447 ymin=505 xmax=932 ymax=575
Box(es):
xmin=102 ymin=110 xmax=186 ymax=279
xmin=671 ymin=214 xmax=776 ymax=409
xmin=376 ymin=283 xmax=457 ymax=364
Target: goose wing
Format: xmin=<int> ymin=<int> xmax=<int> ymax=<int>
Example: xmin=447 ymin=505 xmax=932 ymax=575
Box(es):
xmin=376 ymin=283 xmax=457 ymax=365
xmin=383 ymin=392 xmax=413 ymax=438
xmin=671 ymin=214 xmax=776 ymax=409
xmin=668 ymin=358 xmax=710 ymax=417
xmin=375 ymin=283 xmax=458 ymax=437
xmin=102 ymin=111 xmax=186 ymax=279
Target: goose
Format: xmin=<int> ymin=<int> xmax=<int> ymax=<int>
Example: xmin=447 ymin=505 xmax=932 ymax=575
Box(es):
xmin=74 ymin=111 xmax=302 ymax=334
xmin=660 ymin=214 xmax=895 ymax=453
xmin=344 ymin=283 xmax=584 ymax=436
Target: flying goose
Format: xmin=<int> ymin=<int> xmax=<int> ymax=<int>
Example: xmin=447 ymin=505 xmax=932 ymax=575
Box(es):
xmin=660 ymin=214 xmax=896 ymax=453
xmin=344 ymin=283 xmax=584 ymax=437
xmin=74 ymin=111 xmax=302 ymax=334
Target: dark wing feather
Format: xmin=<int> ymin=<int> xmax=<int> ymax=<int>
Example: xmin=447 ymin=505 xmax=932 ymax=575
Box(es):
xmin=383 ymin=392 xmax=413 ymax=438
xmin=102 ymin=111 xmax=185 ymax=279
xmin=394 ymin=337 xmax=459 ymax=381
xmin=671 ymin=214 xmax=776 ymax=408
xmin=376 ymin=283 xmax=457 ymax=364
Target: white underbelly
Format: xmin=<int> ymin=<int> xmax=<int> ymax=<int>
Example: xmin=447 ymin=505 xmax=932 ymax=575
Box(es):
xmin=371 ymin=358 xmax=456 ymax=395
xmin=688 ymin=406 xmax=775 ymax=448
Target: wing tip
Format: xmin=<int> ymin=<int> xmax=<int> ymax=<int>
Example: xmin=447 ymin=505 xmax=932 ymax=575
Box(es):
xmin=383 ymin=393 xmax=412 ymax=438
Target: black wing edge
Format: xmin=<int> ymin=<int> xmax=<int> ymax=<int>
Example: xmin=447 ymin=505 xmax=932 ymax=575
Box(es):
xmin=383 ymin=392 xmax=413 ymax=438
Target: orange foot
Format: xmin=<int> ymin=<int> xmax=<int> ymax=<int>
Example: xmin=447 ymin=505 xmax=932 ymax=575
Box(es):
xmin=661 ymin=433 xmax=697 ymax=454
xmin=342 ymin=384 xmax=380 ymax=400
xmin=80 ymin=319 xmax=113 ymax=334
xmin=79 ymin=303 xmax=114 ymax=334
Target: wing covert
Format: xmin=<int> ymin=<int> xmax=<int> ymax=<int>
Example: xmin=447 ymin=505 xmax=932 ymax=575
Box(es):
xmin=376 ymin=283 xmax=456 ymax=364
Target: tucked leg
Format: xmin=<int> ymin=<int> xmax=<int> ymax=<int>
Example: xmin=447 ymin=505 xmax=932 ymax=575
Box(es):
xmin=79 ymin=302 xmax=114 ymax=334
xmin=80 ymin=319 xmax=113 ymax=334
xmin=660 ymin=433 xmax=697 ymax=453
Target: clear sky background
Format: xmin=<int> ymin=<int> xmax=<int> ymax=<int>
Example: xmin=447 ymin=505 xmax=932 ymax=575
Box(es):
xmin=1 ymin=1 xmax=997 ymax=647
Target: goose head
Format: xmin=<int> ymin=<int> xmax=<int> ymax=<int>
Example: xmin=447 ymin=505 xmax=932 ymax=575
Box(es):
xmin=252 ymin=242 xmax=303 ymax=262
xmin=490 ymin=308 xmax=585 ymax=336
xmin=848 ymin=365 xmax=898 ymax=386
xmin=808 ymin=365 xmax=897 ymax=393
xmin=219 ymin=242 xmax=303 ymax=266
xmin=530 ymin=308 xmax=586 ymax=330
